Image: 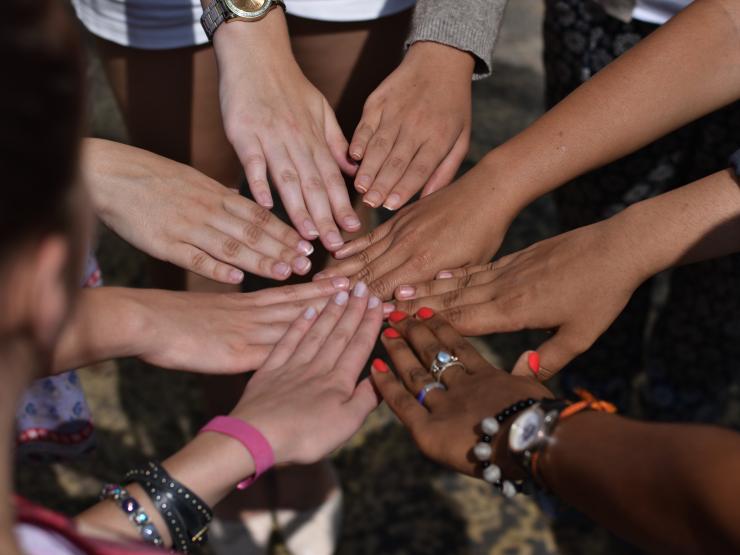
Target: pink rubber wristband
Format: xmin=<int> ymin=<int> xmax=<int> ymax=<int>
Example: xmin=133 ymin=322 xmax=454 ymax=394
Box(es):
xmin=199 ymin=416 xmax=275 ymax=490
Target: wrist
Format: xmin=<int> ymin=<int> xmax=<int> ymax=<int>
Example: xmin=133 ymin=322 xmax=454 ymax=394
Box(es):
xmin=405 ymin=41 xmax=475 ymax=79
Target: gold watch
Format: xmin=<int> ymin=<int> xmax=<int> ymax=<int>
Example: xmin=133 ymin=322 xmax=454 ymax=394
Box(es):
xmin=201 ymin=0 xmax=286 ymax=41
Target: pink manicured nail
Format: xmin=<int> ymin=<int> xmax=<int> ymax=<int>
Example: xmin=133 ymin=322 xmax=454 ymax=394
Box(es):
xmin=297 ymin=240 xmax=314 ymax=256
xmin=334 ymin=291 xmax=349 ymax=306
xmin=396 ymin=285 xmax=416 ymax=299
xmin=437 ymin=271 xmax=454 ymax=279
xmin=363 ymin=191 xmax=382 ymax=208
xmin=357 ymin=175 xmax=371 ymax=188
xmin=353 ymin=281 xmax=368 ymax=297
xmin=293 ymin=257 xmax=311 ymax=273
xmin=304 ymin=220 xmax=319 ymax=238
xmin=229 ymin=269 xmax=244 ymax=283
xmin=383 ymin=303 xmax=395 ymax=316
xmin=330 ymin=277 xmax=350 ymax=289
xmin=344 ymin=215 xmax=361 ymax=230
xmin=274 ymin=262 xmax=291 ymax=277
xmin=368 ymin=295 xmax=381 ymax=308
xmin=258 ymin=192 xmax=273 ymax=208
xmin=326 ymin=231 xmax=344 ymax=248
xmin=303 ymin=306 xmax=317 ymax=319
xmin=383 ymin=193 xmax=401 ymax=211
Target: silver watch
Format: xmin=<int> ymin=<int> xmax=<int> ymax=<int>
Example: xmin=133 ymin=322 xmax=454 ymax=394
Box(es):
xmin=507 ymin=399 xmax=567 ymax=472
xmin=201 ymin=0 xmax=286 ymax=41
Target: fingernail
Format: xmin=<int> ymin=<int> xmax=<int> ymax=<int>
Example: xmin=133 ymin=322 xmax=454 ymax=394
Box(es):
xmin=334 ymin=291 xmax=349 ymax=306
xmin=383 ymin=193 xmax=401 ymax=211
xmin=389 ymin=310 xmax=408 ymax=323
xmin=330 ymin=277 xmax=350 ymax=289
xmin=383 ymin=303 xmax=395 ymax=316
xmin=357 ymin=175 xmax=371 ymax=188
xmin=258 ymin=192 xmax=273 ymax=208
xmin=229 ymin=269 xmax=244 ymax=283
xmin=372 ymin=358 xmax=390 ymax=373
xmin=327 ymin=230 xmax=344 ymax=248
xmin=293 ymin=257 xmax=311 ymax=273
xmin=368 ymin=295 xmax=381 ymax=308
xmin=350 ymin=150 xmax=362 ymax=161
xmin=304 ymin=220 xmax=319 ymax=238
xmin=297 ymin=240 xmax=314 ymax=255
xmin=363 ymin=191 xmax=382 ymax=208
xmin=274 ymin=262 xmax=291 ymax=277
xmin=383 ymin=328 xmax=400 ymax=339
xmin=397 ymin=285 xmax=416 ymax=299
xmin=344 ymin=215 xmax=361 ymax=229
xmin=303 ymin=306 xmax=317 ymax=320
xmin=417 ymin=307 xmax=434 ymax=320
xmin=528 ymin=351 xmax=540 ymax=376
xmin=353 ymin=280 xmax=368 ymax=297
xmin=437 ymin=271 xmax=454 ymax=279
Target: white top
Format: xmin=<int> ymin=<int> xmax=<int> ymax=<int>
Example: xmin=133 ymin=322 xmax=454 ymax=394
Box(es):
xmin=71 ymin=0 xmax=416 ymax=50
xmin=632 ymin=0 xmax=692 ymax=24
xmin=16 ymin=523 xmax=85 ymax=555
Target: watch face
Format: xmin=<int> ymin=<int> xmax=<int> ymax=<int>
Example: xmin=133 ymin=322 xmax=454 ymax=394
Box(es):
xmin=508 ymin=409 xmax=544 ymax=453
xmin=224 ymin=0 xmax=272 ymax=17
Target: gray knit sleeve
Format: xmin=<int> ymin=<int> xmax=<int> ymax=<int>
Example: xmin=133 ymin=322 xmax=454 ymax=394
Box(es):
xmin=405 ymin=0 xmax=508 ymax=80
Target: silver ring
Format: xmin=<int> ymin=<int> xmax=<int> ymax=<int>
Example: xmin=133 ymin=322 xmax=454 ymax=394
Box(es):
xmin=416 ymin=382 xmax=447 ymax=405
xmin=430 ymin=351 xmax=465 ymax=382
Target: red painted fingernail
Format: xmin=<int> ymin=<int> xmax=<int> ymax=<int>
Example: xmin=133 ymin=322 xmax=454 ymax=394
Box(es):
xmin=528 ymin=352 xmax=540 ymax=376
xmin=372 ymin=358 xmax=390 ymax=373
xmin=383 ymin=328 xmax=401 ymax=339
xmin=389 ymin=310 xmax=408 ymax=323
xmin=417 ymin=307 xmax=434 ymax=320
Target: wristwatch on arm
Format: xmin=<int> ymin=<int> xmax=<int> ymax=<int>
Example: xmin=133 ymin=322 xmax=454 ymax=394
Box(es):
xmin=201 ymin=0 xmax=286 ymax=41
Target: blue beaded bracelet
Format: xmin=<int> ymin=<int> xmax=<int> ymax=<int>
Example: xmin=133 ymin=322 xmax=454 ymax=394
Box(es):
xmin=100 ymin=483 xmax=164 ymax=547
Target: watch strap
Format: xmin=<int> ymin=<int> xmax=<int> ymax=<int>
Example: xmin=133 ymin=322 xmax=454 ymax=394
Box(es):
xmin=201 ymin=0 xmax=286 ymax=41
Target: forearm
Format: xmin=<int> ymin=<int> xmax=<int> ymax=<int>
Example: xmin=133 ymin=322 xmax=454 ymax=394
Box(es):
xmin=609 ymin=169 xmax=740 ymax=282
xmin=540 ymin=412 xmax=740 ymax=553
xmin=479 ymin=0 xmax=740 ymax=211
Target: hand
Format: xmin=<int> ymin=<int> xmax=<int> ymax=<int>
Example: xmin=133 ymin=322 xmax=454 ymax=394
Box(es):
xmin=370 ymin=309 xmax=551 ymax=478
xmin=393 ymin=218 xmax=648 ymax=380
xmin=314 ymin=167 xmax=515 ymax=300
xmin=214 ymin=13 xmax=361 ymax=252
xmin=231 ymin=281 xmax=384 ymax=465
xmin=349 ymin=42 xmax=473 ymax=210
xmin=133 ymin=278 xmax=355 ymax=373
xmin=84 ymin=139 xmax=312 ymax=283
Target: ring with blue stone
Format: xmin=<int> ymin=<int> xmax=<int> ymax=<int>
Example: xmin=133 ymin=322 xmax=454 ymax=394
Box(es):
xmin=430 ymin=350 xmax=465 ymax=382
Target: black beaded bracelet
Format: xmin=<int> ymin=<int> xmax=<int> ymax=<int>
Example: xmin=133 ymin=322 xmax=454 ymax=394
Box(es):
xmin=126 ymin=461 xmax=212 ymax=553
xmin=100 ymin=484 xmax=164 ymax=547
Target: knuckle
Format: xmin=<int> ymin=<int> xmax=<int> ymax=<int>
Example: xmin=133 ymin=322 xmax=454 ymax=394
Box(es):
xmin=222 ymin=237 xmax=242 ymax=258
xmin=355 ymin=265 xmax=374 ymax=284
xmin=190 ymin=251 xmax=209 ymax=271
xmin=251 ymin=205 xmax=273 ymax=227
xmin=409 ymin=368 xmax=430 ymax=383
xmin=410 ymin=163 xmax=430 ymax=178
xmin=370 ymin=135 xmax=391 ymax=151
xmin=410 ymin=251 xmax=432 ymax=271
xmin=441 ymin=288 xmax=463 ymax=309
xmin=388 ymin=156 xmax=406 ymax=170
xmin=242 ymin=223 xmax=263 ymax=246
xmin=456 ymin=274 xmax=473 ymax=289
xmin=303 ymin=175 xmax=324 ymax=193
xmin=445 ymin=307 xmax=464 ymax=325
xmin=244 ymin=154 xmax=264 ymax=169
xmin=279 ymin=169 xmax=299 ymax=186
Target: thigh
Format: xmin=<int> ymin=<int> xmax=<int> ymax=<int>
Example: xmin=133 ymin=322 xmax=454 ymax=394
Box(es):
xmin=287 ymin=10 xmax=411 ymax=135
xmin=95 ymin=38 xmax=242 ymax=189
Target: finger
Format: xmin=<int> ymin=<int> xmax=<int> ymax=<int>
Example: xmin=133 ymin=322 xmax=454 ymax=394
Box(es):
xmin=323 ymin=103 xmax=358 ymax=176
xmin=313 ymin=147 xmax=362 ymax=233
xmin=440 ymin=300 xmax=526 ymax=336
xmin=209 ymin=212 xmax=312 ymax=276
xmin=244 ymin=277 xmax=350 ymax=307
xmin=418 ymin=310 xmax=495 ymax=373
xmin=348 ymin=112 xmax=379 ymax=166
xmin=332 ymin=220 xmax=392 ymax=260
xmin=291 ymin=289 xmax=350 ymax=364
xmin=266 ymin=140 xmax=320 ymax=241
xmin=362 ymin=257 xmax=435 ymax=302
xmin=234 ymin=135 xmax=273 ymax=208
xmin=355 ymin=124 xmax=400 ymax=206
xmin=382 ymin=142 xmax=445 ymax=211
xmin=260 ymin=305 xmax=318 ymax=372
xmin=249 ymin=296 xmax=336 ymax=324
xmin=332 ymin=291 xmax=384 ymax=387
xmin=435 ymin=262 xmax=495 ymax=280
xmin=288 ymin=141 xmax=346 ymax=251
xmin=363 ymin=133 xmax=419 ymax=210
xmin=371 ymin=358 xmax=431 ymax=430
xmin=519 ymin=328 xmax=586 ymax=382
xmin=169 ymin=243 xmax=244 ymax=284
xmin=420 ymin=131 xmax=468 ymax=198
xmin=221 ymin=192 xmax=313 ymax=256
xmin=345 ymin=378 xmax=382 ymax=425
xmin=313 ymin=281 xmax=371 ymax=369
xmin=395 ymin=269 xmax=496 ymax=304
xmin=189 ymin=225 xmax=294 ymax=280
xmin=380 ymin=326 xmax=447 ymax=410
xmin=314 ymin=234 xmax=394 ymax=284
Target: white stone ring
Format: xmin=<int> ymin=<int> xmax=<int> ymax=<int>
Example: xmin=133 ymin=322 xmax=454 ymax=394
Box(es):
xmin=430 ymin=351 xmax=466 ymax=382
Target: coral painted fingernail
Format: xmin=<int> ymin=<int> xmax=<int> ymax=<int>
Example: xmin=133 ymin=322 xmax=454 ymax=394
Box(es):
xmin=368 ymin=295 xmax=381 ymax=308
xmin=389 ymin=310 xmax=408 ymax=323
xmin=437 ymin=271 xmax=454 ymax=279
xmin=334 ymin=291 xmax=349 ymax=306
xmin=396 ymin=285 xmax=416 ymax=299
xmin=383 ymin=193 xmax=401 ymax=211
xmin=417 ymin=307 xmax=434 ymax=320
xmin=297 ymin=240 xmax=314 ymax=256
xmin=303 ymin=306 xmax=317 ymax=320
xmin=383 ymin=328 xmax=401 ymax=339
xmin=372 ymin=359 xmax=390 ymax=373
xmin=528 ymin=351 xmax=540 ymax=376
xmin=330 ymin=277 xmax=349 ymax=289
xmin=229 ymin=269 xmax=244 ymax=283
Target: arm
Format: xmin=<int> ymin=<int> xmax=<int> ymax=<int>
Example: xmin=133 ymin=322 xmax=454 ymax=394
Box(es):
xmin=394 ymin=168 xmax=740 ymax=377
xmin=83 ymin=139 xmax=313 ymax=282
xmin=206 ymin=6 xmax=360 ymax=252
xmin=52 ymin=279 xmax=351 ymax=374
xmin=371 ymin=312 xmax=740 ymax=554
xmin=76 ymin=282 xmax=383 ymax=548
xmin=346 ymin=0 xmax=509 ymax=210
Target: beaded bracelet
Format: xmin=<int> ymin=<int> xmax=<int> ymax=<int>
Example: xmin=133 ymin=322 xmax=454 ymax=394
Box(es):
xmin=100 ymin=484 xmax=164 ymax=547
xmin=126 ymin=461 xmax=213 ymax=553
xmin=473 ymin=398 xmax=537 ymax=497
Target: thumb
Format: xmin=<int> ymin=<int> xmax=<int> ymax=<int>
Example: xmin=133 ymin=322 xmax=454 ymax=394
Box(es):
xmin=511 ymin=329 xmax=583 ymax=382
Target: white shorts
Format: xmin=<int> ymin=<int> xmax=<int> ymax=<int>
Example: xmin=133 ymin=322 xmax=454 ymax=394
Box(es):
xmin=71 ymin=0 xmax=416 ymax=50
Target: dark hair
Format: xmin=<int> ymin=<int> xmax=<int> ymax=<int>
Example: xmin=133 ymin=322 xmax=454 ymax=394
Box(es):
xmin=0 ymin=1 xmax=85 ymax=254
